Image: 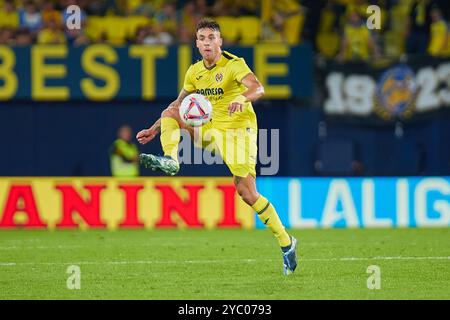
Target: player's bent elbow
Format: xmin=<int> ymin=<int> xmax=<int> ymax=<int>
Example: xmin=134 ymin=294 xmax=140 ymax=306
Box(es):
xmin=257 ymin=85 xmax=265 ymax=98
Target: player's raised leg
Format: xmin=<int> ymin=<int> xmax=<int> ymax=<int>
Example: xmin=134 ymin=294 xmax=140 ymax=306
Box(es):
xmin=160 ymin=107 xmax=183 ymax=161
xmin=137 ymin=90 xmax=194 ymax=176
xmin=139 ymin=106 xmax=181 ymax=175
xmin=234 ymin=174 xmax=298 ymax=275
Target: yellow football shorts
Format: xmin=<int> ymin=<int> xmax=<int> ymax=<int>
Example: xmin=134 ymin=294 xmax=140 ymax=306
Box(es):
xmin=193 ymin=121 xmax=258 ymax=178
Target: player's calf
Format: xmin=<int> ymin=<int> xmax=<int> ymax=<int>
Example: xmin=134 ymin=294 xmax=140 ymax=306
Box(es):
xmin=235 ymin=184 xmax=259 ymax=206
xmin=235 ymin=175 xmax=298 ymax=274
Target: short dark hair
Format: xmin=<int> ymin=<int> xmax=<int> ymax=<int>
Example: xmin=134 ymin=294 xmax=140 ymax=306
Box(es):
xmin=196 ymin=18 xmax=221 ymax=33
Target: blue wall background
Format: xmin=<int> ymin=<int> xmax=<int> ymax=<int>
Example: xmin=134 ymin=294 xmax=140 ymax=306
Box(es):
xmin=1 ymin=44 xmax=449 ymax=177
xmin=1 ymin=101 xmax=450 ymax=176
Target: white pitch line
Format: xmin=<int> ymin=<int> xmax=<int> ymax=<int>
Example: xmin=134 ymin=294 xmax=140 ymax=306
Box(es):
xmin=0 ymin=245 xmax=82 ymax=250
xmin=0 ymin=256 xmax=449 ymax=267
xmin=303 ymin=256 xmax=450 ymax=262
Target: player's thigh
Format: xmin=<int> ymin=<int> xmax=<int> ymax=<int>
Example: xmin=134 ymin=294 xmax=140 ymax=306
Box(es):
xmin=220 ymin=127 xmax=258 ymax=178
xmin=193 ymin=121 xmax=216 ymax=149
xmin=162 ymin=105 xmax=195 ymax=139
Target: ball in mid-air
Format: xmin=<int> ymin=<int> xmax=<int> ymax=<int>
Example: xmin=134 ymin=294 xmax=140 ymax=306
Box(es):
xmin=179 ymin=93 xmax=212 ymax=127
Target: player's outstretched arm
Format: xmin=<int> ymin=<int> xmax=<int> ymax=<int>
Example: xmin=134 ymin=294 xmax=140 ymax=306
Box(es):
xmin=229 ymin=73 xmax=265 ymax=115
xmin=136 ymin=119 xmax=160 ymax=145
xmin=136 ymin=89 xmax=192 ymax=145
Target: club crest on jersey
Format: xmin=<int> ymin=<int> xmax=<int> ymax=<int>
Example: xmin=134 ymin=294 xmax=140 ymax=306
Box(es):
xmin=215 ymin=73 xmax=223 ymax=82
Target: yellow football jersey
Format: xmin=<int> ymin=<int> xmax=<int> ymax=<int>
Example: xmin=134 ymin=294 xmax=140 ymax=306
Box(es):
xmin=344 ymin=24 xmax=370 ymax=60
xmin=183 ymin=51 xmax=257 ymax=130
xmin=428 ymin=20 xmax=450 ymax=57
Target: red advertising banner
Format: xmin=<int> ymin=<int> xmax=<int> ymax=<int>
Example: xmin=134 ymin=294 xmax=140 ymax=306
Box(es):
xmin=0 ymin=178 xmax=255 ymax=229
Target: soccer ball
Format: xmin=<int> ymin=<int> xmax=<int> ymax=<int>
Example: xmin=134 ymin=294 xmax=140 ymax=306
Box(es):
xmin=179 ymin=93 xmax=212 ymax=127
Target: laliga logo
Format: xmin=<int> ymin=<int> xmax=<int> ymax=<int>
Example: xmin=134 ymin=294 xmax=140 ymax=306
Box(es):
xmin=374 ymin=65 xmax=417 ymax=120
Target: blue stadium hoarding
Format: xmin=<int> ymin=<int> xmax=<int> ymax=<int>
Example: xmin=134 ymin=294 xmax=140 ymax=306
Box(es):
xmin=256 ymin=177 xmax=450 ymax=228
xmin=318 ymin=57 xmax=450 ymax=123
xmin=0 ymin=44 xmax=314 ymax=101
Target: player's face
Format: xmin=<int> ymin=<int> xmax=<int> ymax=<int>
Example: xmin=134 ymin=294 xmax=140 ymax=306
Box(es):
xmin=196 ymin=28 xmax=222 ymax=61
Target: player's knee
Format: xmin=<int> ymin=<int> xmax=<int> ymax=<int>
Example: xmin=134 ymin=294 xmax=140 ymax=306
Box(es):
xmin=161 ymin=108 xmax=177 ymax=119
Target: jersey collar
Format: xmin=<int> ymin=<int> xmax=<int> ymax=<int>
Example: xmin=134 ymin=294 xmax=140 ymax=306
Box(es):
xmin=202 ymin=52 xmax=226 ymax=70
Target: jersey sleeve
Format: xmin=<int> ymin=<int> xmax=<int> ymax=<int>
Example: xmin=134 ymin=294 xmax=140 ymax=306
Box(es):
xmin=183 ymin=65 xmax=196 ymax=92
xmin=230 ymin=59 xmax=253 ymax=84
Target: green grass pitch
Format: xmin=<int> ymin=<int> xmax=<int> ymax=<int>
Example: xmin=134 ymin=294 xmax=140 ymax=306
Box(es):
xmin=0 ymin=228 xmax=449 ymax=299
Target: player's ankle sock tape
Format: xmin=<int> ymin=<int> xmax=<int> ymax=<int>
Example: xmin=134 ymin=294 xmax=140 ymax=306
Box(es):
xmin=252 ymin=195 xmax=291 ymax=247
xmin=160 ymin=117 xmax=180 ymax=161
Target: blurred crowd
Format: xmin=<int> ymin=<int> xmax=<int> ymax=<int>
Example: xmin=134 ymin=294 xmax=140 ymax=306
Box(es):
xmin=322 ymin=0 xmax=450 ymax=61
xmin=0 ymin=0 xmax=449 ymax=60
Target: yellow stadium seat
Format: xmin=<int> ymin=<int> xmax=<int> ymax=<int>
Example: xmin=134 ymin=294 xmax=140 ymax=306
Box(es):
xmin=316 ymin=32 xmax=340 ymax=58
xmin=125 ymin=16 xmax=150 ymax=39
xmin=103 ymin=17 xmax=127 ymax=45
xmin=215 ymin=16 xmax=239 ymax=43
xmin=319 ymin=8 xmax=336 ymax=32
xmin=283 ymin=13 xmax=304 ymax=45
xmin=384 ymin=31 xmax=405 ymax=57
xmin=238 ymin=16 xmax=261 ymax=45
xmin=390 ymin=5 xmax=408 ymax=33
xmin=85 ymin=16 xmax=105 ymax=41
xmin=127 ymin=0 xmax=143 ymax=13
